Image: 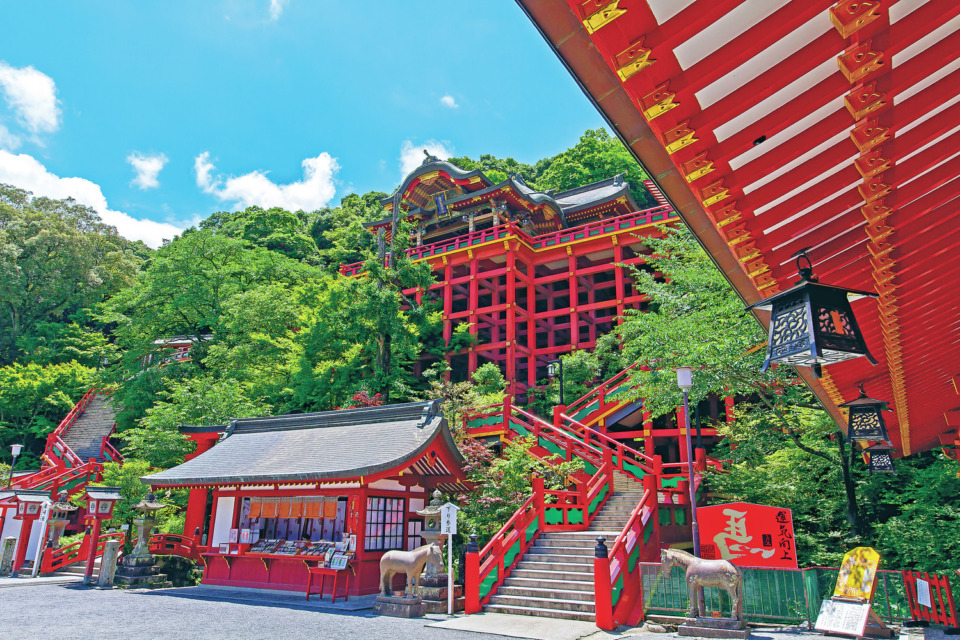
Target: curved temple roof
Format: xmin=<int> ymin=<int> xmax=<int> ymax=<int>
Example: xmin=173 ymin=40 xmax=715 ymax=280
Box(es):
xmin=519 ymin=0 xmax=960 ymax=456
xmin=143 ymin=400 xmax=463 ymax=487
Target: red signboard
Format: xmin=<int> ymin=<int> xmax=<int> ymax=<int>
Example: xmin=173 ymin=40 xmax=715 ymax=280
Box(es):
xmin=698 ymin=502 xmax=797 ymax=569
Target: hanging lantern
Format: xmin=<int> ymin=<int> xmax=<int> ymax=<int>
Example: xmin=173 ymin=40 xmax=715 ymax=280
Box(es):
xmin=746 ymin=249 xmax=878 ymax=378
xmin=865 ymin=443 xmax=897 ymax=474
xmin=839 ymin=384 xmax=892 ymax=443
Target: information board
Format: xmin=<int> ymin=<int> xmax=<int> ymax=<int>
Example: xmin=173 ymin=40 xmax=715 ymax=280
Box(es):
xmin=815 ymin=600 xmax=871 ymax=636
xmin=916 ymin=578 xmax=932 ymax=608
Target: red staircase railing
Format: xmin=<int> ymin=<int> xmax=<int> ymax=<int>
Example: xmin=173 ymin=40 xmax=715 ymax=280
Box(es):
xmin=904 ymin=571 xmax=959 ymax=627
xmin=594 ymin=476 xmax=660 ymax=630
xmin=148 ymin=533 xmax=201 ymax=561
xmin=564 ymin=364 xmax=638 ymax=423
xmin=465 ymin=452 xmax=614 ymax=613
xmin=40 ymin=531 xmax=125 ymax=574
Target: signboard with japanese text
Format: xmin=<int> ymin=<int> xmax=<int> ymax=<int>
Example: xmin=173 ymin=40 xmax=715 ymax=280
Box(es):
xmin=440 ymin=502 xmax=459 ymax=536
xmin=698 ymin=502 xmax=797 ymax=568
xmin=815 ymin=599 xmax=871 ymax=636
xmin=834 ymin=547 xmax=880 ymax=601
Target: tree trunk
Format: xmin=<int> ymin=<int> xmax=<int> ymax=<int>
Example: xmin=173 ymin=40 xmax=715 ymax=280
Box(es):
xmin=836 ymin=431 xmax=860 ymax=535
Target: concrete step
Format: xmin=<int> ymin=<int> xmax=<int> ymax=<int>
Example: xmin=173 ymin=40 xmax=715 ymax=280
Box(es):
xmin=528 ymin=544 xmax=593 ymax=556
xmin=489 ymin=593 xmax=595 ymax=614
xmin=484 ymin=603 xmax=595 ymax=622
xmin=533 ymin=537 xmax=596 ymax=549
xmin=503 ymin=576 xmax=594 ymax=592
xmin=510 ymin=568 xmax=595 ymax=582
xmin=520 ymin=552 xmax=592 ymax=565
xmin=497 ymin=585 xmax=595 ymax=602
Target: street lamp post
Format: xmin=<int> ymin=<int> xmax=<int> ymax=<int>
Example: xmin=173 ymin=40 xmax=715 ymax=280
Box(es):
xmin=5 ymin=444 xmax=23 ymax=488
xmin=675 ymin=367 xmax=700 ymax=558
xmin=547 ymin=360 xmax=564 ymax=406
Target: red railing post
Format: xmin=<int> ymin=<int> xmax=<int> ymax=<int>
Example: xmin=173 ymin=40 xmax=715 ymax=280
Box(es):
xmin=465 ymin=533 xmax=480 ymax=613
xmin=604 ymin=447 xmax=614 ymax=495
xmin=502 ymin=395 xmax=512 ymax=429
xmin=533 ymin=477 xmax=545 ymax=530
xmin=553 ymin=405 xmax=563 ymax=430
xmin=594 ymin=536 xmax=615 ymax=630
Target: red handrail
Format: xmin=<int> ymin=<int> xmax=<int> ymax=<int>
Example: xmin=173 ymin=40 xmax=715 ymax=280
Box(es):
xmin=149 ymin=533 xmax=200 ymax=561
xmin=565 ymin=364 xmax=638 ymax=417
xmin=559 ymin=412 xmax=656 ymax=475
xmin=40 ymin=531 xmax=124 ymax=574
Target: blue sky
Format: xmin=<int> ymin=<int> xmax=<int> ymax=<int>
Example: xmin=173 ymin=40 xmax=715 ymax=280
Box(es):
xmin=0 ymin=1 xmax=605 ymax=246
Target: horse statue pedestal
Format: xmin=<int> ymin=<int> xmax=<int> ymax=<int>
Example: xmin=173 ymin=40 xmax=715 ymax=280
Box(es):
xmin=374 ymin=543 xmax=443 ymax=618
xmin=373 ymin=594 xmax=427 ymax=618
xmin=678 ymin=617 xmax=750 ymax=639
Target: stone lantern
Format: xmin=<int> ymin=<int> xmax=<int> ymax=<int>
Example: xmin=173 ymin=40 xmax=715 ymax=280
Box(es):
xmin=129 ymin=492 xmax=166 ymax=560
xmin=46 ymin=490 xmax=77 ymax=549
xmin=414 ymin=489 xmax=462 ymax=613
xmin=114 ymin=492 xmax=171 ymax=588
xmin=417 ymin=490 xmax=444 ymax=553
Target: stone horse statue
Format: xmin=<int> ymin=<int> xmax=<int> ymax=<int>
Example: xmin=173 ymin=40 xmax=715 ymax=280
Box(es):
xmin=379 ymin=543 xmax=443 ymax=597
xmin=660 ymin=548 xmax=744 ymax=621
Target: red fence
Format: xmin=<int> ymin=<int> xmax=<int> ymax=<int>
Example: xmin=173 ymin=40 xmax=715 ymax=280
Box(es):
xmin=41 ymin=531 xmax=125 ymax=574
xmin=148 ymin=533 xmax=201 ymax=561
xmin=904 ymin=570 xmax=959 ymax=627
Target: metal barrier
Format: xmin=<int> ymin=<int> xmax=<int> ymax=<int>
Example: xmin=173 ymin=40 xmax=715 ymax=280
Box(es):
xmin=639 ymin=564 xmax=913 ymax=626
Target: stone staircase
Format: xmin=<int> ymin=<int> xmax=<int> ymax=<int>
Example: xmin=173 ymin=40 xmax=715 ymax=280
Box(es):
xmin=484 ymin=471 xmax=648 ymax=621
xmin=61 ymin=395 xmax=116 ymax=462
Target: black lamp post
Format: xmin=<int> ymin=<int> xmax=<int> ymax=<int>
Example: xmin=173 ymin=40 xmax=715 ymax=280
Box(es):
xmin=839 ymin=383 xmax=892 ymax=443
xmin=746 ymin=249 xmax=878 ymax=378
xmin=5 ymin=444 xmax=23 ymax=489
xmin=547 ymin=360 xmax=564 ymax=406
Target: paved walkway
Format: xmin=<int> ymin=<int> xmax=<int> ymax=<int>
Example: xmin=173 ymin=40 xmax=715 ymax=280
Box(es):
xmin=0 ymin=581 xmax=934 ymax=640
xmin=0 ymin=573 xmax=81 ymax=588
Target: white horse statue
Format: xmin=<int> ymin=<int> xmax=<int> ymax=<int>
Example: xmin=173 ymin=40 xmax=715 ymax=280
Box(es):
xmin=379 ymin=543 xmax=443 ymax=597
xmin=660 ymin=548 xmax=744 ymax=621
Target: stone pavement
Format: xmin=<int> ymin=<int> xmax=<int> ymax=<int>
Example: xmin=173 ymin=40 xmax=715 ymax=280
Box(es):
xmin=0 ymin=573 xmax=81 ymax=588
xmin=0 ymin=581 xmax=940 ymax=640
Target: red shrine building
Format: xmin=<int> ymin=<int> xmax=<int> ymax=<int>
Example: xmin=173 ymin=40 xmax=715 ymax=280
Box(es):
xmin=341 ymin=157 xmax=680 ymax=398
xmin=143 ymin=401 xmax=469 ymax=596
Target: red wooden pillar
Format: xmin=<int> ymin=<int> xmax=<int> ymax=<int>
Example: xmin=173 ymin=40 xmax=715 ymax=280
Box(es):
xmin=83 ymin=519 xmax=102 ymax=584
xmin=465 ymin=535 xmax=480 ymax=614
xmin=184 ymin=488 xmax=208 ymax=545
xmin=506 ymin=248 xmax=517 ymax=391
xmin=526 ymin=267 xmax=537 ymax=389
xmin=443 ymin=262 xmax=453 ymax=373
xmin=532 ymin=477 xmax=545 ymax=530
xmin=468 ymin=251 xmax=479 ymax=372
xmin=613 ymin=240 xmax=625 ymax=324
xmin=11 ymin=518 xmax=34 ymax=576
xmin=568 ymin=253 xmax=578 ymax=350
xmin=594 ymin=537 xmax=614 ymax=630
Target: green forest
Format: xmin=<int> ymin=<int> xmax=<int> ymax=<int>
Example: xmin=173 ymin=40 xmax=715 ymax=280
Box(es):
xmin=1 ymin=128 xmax=957 ymax=571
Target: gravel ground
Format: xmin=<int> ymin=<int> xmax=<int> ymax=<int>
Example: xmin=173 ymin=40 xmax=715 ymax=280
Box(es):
xmin=0 ymin=584 xmax=515 ymax=640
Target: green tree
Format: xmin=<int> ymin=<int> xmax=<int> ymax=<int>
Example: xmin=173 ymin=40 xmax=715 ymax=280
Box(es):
xmin=0 ymin=183 xmax=143 ymax=365
xmin=536 ymin=129 xmax=656 ymax=209
xmin=594 ymin=227 xmax=863 ymax=534
xmin=119 ymin=376 xmax=270 ymax=468
xmin=0 ymin=361 xmax=93 ymax=466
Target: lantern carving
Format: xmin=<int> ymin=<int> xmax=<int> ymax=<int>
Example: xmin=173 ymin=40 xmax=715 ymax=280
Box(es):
xmin=865 ymin=443 xmax=896 ymax=474
xmin=839 ymin=384 xmax=892 ymax=443
xmin=746 ymin=250 xmax=878 ymax=378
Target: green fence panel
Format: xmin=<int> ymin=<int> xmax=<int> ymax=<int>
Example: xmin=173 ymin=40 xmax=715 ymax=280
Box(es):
xmin=545 ymin=508 xmax=563 ymax=525
xmin=504 ymin=539 xmax=521 ymax=570
xmin=479 ymin=565 xmax=499 ymax=601
xmin=568 ymin=509 xmax=584 ymax=525
xmin=589 ymin=485 xmax=609 ymax=515
xmin=525 ymin=518 xmax=539 ymax=542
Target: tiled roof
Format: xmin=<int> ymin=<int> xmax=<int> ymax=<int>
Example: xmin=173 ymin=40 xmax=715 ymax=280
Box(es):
xmin=143 ymin=401 xmax=457 ymax=487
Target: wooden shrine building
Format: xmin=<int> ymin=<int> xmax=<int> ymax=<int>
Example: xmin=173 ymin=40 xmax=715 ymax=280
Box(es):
xmin=143 ymin=400 xmax=468 ymax=596
xmin=342 ymin=156 xmax=682 ymax=398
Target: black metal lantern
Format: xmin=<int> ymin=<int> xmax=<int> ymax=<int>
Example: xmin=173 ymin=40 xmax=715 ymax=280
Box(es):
xmin=865 ymin=442 xmax=897 ymax=474
xmin=746 ymin=249 xmax=878 ymax=378
xmin=839 ymin=384 xmax=892 ymax=443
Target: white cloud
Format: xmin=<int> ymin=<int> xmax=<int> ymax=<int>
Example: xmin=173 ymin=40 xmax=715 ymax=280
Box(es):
xmin=440 ymin=95 xmax=458 ymax=109
xmin=0 ymin=150 xmax=182 ymax=248
xmin=399 ymin=139 xmax=454 ymax=177
xmin=194 ymin=151 xmax=339 ymax=211
xmin=269 ymin=0 xmax=286 ymax=20
xmin=127 ymin=151 xmax=169 ymax=190
xmin=0 ymin=123 xmax=20 ymax=150
xmin=0 ymin=62 xmax=60 ymax=134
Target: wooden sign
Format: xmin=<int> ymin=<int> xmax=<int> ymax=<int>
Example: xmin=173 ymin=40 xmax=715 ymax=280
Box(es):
xmin=440 ymin=502 xmax=459 ymax=536
xmin=698 ymin=502 xmax=798 ymax=568
xmin=815 ymin=599 xmax=871 ymax=636
xmin=834 ymin=547 xmax=881 ymax=600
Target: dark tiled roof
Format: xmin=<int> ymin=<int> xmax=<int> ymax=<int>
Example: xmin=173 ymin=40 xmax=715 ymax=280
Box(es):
xmin=143 ymin=401 xmax=457 ymax=487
